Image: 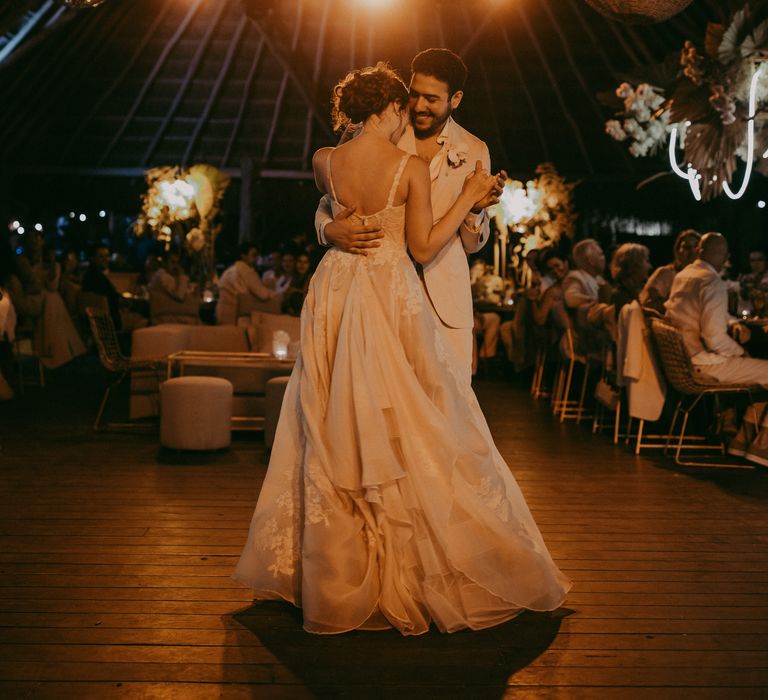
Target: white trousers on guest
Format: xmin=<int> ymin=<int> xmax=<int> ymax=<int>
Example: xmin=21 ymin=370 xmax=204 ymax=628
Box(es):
xmin=696 ymin=357 xmax=768 ymax=389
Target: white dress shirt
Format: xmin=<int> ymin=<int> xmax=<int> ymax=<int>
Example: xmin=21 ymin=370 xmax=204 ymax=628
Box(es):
xmin=216 ymin=261 xmax=276 ymax=325
xmin=665 ymin=259 xmax=743 ymax=365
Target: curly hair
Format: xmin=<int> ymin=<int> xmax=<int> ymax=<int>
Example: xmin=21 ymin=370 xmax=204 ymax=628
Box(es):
xmin=610 ymin=243 xmax=650 ymax=284
xmin=330 ymin=62 xmax=408 ymax=132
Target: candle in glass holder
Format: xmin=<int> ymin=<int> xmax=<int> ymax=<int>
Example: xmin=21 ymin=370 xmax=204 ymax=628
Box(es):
xmin=272 ymin=330 xmax=290 ymax=360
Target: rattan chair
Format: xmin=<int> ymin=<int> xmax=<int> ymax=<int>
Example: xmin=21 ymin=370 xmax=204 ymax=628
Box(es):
xmin=649 ymin=316 xmax=761 ymax=466
xmin=85 ymin=306 xmax=166 ymax=431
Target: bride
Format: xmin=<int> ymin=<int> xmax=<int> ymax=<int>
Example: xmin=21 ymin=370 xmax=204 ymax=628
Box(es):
xmin=233 ymin=63 xmax=570 ymax=635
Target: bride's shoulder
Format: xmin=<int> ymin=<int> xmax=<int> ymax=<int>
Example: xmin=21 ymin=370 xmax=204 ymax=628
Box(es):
xmin=312 ymin=146 xmax=333 ymax=168
xmin=402 ymin=153 xmax=428 ymax=177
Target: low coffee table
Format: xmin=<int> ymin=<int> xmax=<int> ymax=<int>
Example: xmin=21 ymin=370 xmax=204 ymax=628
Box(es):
xmin=166 ymin=350 xmax=296 ymax=430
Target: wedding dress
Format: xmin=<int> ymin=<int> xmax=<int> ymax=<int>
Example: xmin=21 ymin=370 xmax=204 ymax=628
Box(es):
xmin=234 ymin=154 xmax=571 ymax=635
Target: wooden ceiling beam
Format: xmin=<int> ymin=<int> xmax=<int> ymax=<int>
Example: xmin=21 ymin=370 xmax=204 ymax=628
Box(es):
xmin=141 ymin=1 xmax=228 ymax=165
xmin=244 ymin=5 xmax=333 ymax=144
xmin=263 ymin=0 xmax=305 ymax=165
xmin=300 ymin=0 xmax=331 ymax=169
xmin=182 ymin=13 xmax=249 ymax=166
xmin=221 ymin=30 xmax=265 ymax=168
xmin=0 ymin=4 xmax=124 ymax=151
xmin=99 ymin=0 xmax=204 ymax=166
xmin=61 ymin=0 xmax=173 ymax=162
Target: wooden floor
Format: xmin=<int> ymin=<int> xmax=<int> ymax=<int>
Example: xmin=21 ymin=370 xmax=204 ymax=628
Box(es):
xmin=1 ymin=358 xmax=768 ymax=699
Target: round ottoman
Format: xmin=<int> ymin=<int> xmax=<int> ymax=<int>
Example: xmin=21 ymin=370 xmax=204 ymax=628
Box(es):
xmin=265 ymin=375 xmax=291 ymax=449
xmin=161 ymin=376 xmax=233 ymax=450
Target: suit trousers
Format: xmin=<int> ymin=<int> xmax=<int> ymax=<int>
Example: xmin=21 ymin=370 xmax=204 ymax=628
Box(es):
xmin=696 ymin=356 xmax=768 ymax=389
xmin=425 ymin=301 xmax=473 ymax=389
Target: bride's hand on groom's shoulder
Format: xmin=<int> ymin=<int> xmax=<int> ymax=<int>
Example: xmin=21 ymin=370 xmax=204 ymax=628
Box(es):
xmin=325 ymin=207 xmax=384 ymax=256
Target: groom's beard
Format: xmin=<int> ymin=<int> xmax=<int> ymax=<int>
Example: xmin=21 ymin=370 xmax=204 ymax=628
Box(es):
xmin=412 ymin=103 xmax=452 ymax=139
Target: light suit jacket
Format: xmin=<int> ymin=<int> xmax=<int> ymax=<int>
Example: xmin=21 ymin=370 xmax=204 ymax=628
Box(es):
xmin=665 ymin=259 xmax=744 ymax=365
xmin=315 ymin=117 xmax=491 ymax=330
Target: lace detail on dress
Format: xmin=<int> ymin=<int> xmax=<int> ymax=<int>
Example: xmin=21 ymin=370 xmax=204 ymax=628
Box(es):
xmin=476 ymin=476 xmax=511 ymax=523
xmin=305 ymin=461 xmax=333 ymax=527
xmin=256 ymin=490 xmax=297 ymax=577
xmin=433 ymin=325 xmax=472 ymax=398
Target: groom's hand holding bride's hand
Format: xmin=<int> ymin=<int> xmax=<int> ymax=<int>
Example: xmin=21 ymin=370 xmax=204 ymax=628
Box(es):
xmin=464 ymin=160 xmax=500 ymax=207
xmin=324 ymin=207 xmax=384 ymax=256
xmin=469 ymin=162 xmax=507 ymax=214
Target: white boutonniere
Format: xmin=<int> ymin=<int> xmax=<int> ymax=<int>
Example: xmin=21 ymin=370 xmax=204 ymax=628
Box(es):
xmin=446 ymin=143 xmax=468 ymax=168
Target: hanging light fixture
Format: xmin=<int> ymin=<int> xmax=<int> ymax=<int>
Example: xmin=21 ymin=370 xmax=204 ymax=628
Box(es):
xmin=56 ymin=0 xmax=109 ymax=8
xmin=583 ymin=0 xmax=693 ymax=23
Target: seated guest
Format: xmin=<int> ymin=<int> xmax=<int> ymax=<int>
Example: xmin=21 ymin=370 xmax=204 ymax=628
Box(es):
xmin=531 ymin=247 xmax=570 ymax=327
xmin=149 ymin=251 xmax=192 ymax=303
xmin=738 ymin=246 xmax=768 ymax=311
xmin=0 ymin=235 xmax=18 ymax=399
xmin=290 ymin=253 xmax=313 ymax=295
xmin=60 ymin=250 xmax=83 ymax=316
xmin=608 ymin=243 xmax=652 ymax=319
xmin=665 ymin=232 xmax=768 ymax=388
xmin=7 ymin=232 xmax=85 ymax=369
xmin=6 ymin=239 xmax=44 ymax=333
xmin=216 ymin=242 xmax=280 ymax=325
xmin=261 ymin=249 xmax=283 ymax=290
xmin=82 ymin=244 xmax=146 ymax=332
xmin=273 ymin=249 xmax=297 ymax=294
xmin=148 ymin=251 xmax=199 ymax=325
xmin=82 ymin=244 xmax=123 ymax=329
xmin=562 ymin=238 xmax=613 ymax=352
xmin=640 ymin=228 xmax=700 ymax=313
xmin=132 ymin=254 xmax=162 ymax=300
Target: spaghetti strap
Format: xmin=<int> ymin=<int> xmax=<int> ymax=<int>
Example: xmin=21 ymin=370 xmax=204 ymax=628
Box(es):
xmin=385 ymin=154 xmax=410 ymax=208
xmin=327 ymin=150 xmax=339 ymax=203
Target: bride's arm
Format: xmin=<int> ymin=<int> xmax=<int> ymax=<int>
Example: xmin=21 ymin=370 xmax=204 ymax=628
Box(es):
xmin=406 ymin=158 xmax=495 ymax=264
xmin=311 ymin=147 xmax=332 ymax=194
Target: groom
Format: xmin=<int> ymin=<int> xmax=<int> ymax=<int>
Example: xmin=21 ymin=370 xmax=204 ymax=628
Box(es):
xmin=315 ymin=48 xmax=504 ymax=384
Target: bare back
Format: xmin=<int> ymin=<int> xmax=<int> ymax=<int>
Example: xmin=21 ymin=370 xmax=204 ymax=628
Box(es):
xmin=314 ymin=138 xmax=410 ymax=216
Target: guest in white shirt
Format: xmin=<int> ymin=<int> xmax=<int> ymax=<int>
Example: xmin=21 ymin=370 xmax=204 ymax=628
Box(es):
xmin=640 ymin=228 xmax=700 ymax=313
xmin=216 ymin=242 xmax=279 ymax=325
xmin=665 ymin=232 xmax=768 ymax=388
xmin=149 ymin=251 xmax=191 ymax=303
xmin=562 ymin=238 xmax=613 ymax=352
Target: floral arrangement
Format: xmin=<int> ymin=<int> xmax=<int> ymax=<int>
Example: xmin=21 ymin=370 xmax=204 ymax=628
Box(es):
xmin=471 ymin=266 xmax=505 ymax=305
xmin=135 ymin=164 xmax=230 ymax=286
xmin=605 ymin=82 xmax=675 ymax=157
xmin=488 ymin=163 xmax=576 ymax=287
xmin=491 ymin=163 xmax=577 ymax=246
xmin=604 ymin=1 xmax=768 ymax=200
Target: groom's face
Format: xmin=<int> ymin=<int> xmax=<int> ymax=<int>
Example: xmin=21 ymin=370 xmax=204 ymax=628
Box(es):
xmin=408 ymin=72 xmax=463 ymax=138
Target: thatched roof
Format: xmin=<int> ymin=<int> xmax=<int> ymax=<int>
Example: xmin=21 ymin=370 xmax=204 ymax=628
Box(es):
xmin=0 ymin=0 xmax=722 ymax=183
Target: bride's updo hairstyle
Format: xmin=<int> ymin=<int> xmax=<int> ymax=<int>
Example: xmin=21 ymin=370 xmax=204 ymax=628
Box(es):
xmin=331 ymin=62 xmax=408 ymax=132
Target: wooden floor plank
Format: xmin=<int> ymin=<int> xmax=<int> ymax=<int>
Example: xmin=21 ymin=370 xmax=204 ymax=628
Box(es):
xmin=2 ymin=369 xmax=767 ymax=696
